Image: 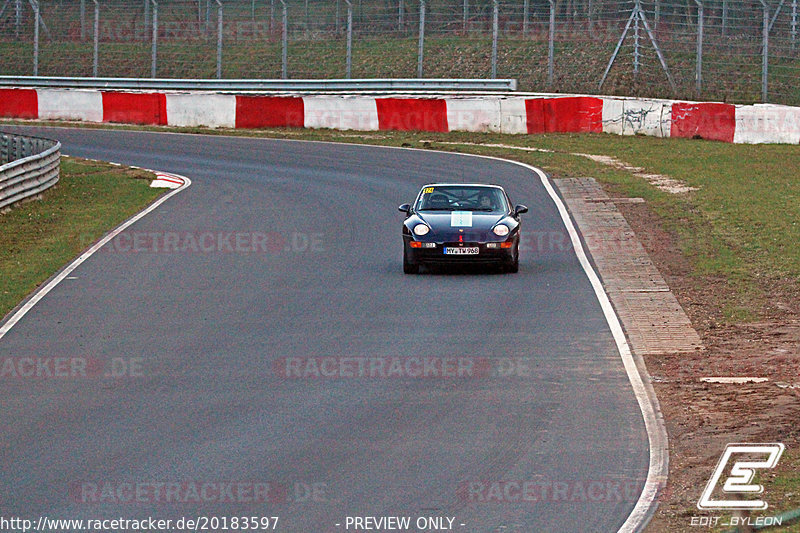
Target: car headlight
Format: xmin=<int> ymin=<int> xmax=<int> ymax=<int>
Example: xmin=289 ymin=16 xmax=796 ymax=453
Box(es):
xmin=493 ymin=224 xmax=509 ymax=237
xmin=413 ymin=224 xmax=430 ymax=236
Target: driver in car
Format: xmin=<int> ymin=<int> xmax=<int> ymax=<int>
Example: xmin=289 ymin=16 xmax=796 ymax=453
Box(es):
xmin=477 ymin=192 xmax=494 ymax=210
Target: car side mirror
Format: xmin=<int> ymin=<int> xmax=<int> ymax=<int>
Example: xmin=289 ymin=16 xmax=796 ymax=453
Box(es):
xmin=514 ymin=204 xmax=528 ymax=216
xmin=398 ymin=203 xmax=411 ymax=215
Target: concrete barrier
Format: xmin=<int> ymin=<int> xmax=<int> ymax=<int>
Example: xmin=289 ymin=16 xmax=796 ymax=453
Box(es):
xmin=376 ymin=98 xmax=448 ymax=132
xmin=603 ymin=98 xmax=671 ymax=137
xmin=498 ymin=98 xmax=528 ymax=134
xmin=0 ymin=89 xmax=37 ymax=119
xmin=445 ymin=98 xmax=502 ymax=133
xmin=235 ymin=96 xmax=305 ymax=129
xmin=2 ymin=88 xmax=800 ymax=145
xmin=525 ymin=96 xmax=604 ymax=134
xmin=165 ymin=94 xmax=236 ymax=128
xmin=733 ymin=104 xmax=800 ymax=144
xmin=670 ymin=102 xmax=735 ymax=143
xmin=303 ymin=96 xmax=379 ymax=131
xmin=37 ymin=89 xmax=103 ymax=122
xmin=103 ymin=92 xmax=167 ymax=125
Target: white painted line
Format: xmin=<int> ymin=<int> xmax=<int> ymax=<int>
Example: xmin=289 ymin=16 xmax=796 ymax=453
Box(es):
xmin=700 ymin=377 xmax=769 ymax=384
xmin=0 ymin=168 xmax=191 ymax=342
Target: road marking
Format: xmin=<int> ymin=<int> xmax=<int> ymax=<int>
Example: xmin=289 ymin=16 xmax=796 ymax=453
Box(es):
xmin=700 ymin=377 xmax=769 ymax=384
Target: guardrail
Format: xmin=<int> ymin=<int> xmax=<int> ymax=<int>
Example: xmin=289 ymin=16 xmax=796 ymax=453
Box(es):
xmin=0 ymin=133 xmax=61 ymax=210
xmin=0 ymin=76 xmax=517 ymax=92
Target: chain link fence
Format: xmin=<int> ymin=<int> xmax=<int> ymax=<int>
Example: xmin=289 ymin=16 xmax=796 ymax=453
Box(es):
xmin=1 ymin=0 xmax=799 ymax=105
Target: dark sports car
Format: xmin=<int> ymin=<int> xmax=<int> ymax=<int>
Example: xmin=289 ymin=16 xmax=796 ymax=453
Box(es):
xmin=399 ymin=183 xmax=528 ymax=274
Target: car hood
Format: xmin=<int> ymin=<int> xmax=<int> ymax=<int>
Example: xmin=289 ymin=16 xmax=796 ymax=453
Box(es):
xmin=416 ymin=211 xmax=507 ymax=241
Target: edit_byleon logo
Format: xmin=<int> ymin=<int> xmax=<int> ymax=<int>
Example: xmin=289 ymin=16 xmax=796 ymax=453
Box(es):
xmin=697 ymin=443 xmax=785 ymax=511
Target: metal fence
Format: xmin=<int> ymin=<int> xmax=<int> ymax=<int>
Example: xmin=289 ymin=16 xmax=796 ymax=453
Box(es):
xmin=0 ymin=132 xmax=60 ymax=210
xmin=1 ymin=1 xmax=799 ymax=105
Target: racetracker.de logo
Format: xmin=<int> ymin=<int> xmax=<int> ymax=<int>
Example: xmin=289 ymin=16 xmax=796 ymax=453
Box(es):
xmin=0 ymin=357 xmax=144 ymax=379
xmin=70 ymin=481 xmax=328 ymax=505
xmin=272 ymin=356 xmax=535 ymax=379
xmin=82 ymin=231 xmax=325 ymax=254
xmin=458 ymin=479 xmax=649 ymax=503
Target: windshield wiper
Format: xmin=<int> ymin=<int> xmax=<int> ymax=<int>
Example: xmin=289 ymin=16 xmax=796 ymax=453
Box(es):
xmin=420 ymin=207 xmax=458 ymax=211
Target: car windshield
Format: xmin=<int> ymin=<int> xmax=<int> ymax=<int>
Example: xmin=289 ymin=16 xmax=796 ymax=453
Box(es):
xmin=415 ymin=186 xmax=508 ymax=213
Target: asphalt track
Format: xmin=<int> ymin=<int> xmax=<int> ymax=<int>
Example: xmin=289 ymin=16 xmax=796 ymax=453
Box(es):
xmin=0 ymin=126 xmax=648 ymax=532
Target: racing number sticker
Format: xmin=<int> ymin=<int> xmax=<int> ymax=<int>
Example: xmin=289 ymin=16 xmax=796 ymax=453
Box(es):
xmin=423 ymin=187 xmax=435 ymax=194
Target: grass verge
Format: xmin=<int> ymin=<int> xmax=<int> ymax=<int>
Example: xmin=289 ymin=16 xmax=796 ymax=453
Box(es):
xmin=0 ymin=156 xmax=163 ymax=319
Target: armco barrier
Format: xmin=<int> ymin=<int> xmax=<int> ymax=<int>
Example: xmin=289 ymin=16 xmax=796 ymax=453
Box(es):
xmin=0 ymin=132 xmax=60 ymax=210
xmin=2 ymin=88 xmax=800 ymax=144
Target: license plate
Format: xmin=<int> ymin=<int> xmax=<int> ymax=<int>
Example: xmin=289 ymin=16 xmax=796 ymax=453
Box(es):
xmin=444 ymin=247 xmax=479 ymax=255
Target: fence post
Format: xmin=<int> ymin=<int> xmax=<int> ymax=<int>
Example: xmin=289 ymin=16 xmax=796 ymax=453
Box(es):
xmin=417 ymin=0 xmax=425 ymax=77
xmin=654 ymin=0 xmax=660 ymax=29
xmin=345 ymin=0 xmax=352 ymax=78
xmin=92 ymin=0 xmax=99 ymax=76
xmin=280 ymin=0 xmax=287 ymax=79
xmin=398 ymin=0 xmax=403 ymax=30
xmin=31 ymin=0 xmax=39 ymax=75
xmin=15 ymin=0 xmax=20 ymax=38
xmin=633 ymin=0 xmax=641 ymax=77
xmin=548 ymin=0 xmax=554 ymax=86
xmin=80 ymin=0 xmax=85 ymax=41
xmin=760 ymin=0 xmax=769 ymax=102
xmin=463 ymin=0 xmax=467 ymax=32
xmin=694 ymin=0 xmax=703 ymax=97
xmin=491 ymin=0 xmax=498 ymax=78
xmin=151 ymin=0 xmax=157 ymax=77
xmin=215 ymin=0 xmax=223 ymax=79
xmin=523 ymin=0 xmax=529 ymax=36
xmin=722 ymin=0 xmax=728 ymax=37
xmin=792 ymin=0 xmax=797 ymax=48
